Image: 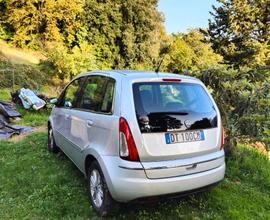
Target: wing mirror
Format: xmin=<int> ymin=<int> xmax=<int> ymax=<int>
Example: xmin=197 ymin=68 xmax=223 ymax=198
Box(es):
xmin=49 ymin=98 xmax=58 ymax=104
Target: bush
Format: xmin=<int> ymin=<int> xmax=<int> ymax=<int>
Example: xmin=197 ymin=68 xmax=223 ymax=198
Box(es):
xmin=46 ymin=42 xmax=98 ymax=81
xmin=192 ymin=67 xmax=270 ymax=153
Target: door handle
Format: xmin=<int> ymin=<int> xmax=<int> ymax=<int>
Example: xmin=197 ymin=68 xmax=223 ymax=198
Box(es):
xmin=65 ymin=114 xmax=71 ymax=120
xmin=86 ymin=120 xmax=94 ymax=127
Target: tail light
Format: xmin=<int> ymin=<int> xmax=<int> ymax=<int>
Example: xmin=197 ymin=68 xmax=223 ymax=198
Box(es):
xmin=220 ymin=127 xmax=225 ymax=149
xmin=119 ymin=117 xmax=139 ymax=161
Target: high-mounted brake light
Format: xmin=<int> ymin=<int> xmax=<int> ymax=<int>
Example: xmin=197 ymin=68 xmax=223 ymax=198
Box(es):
xmin=119 ymin=117 xmax=140 ymax=161
xmin=220 ymin=127 xmax=225 ymax=150
xmin=162 ymin=78 xmax=182 ymax=82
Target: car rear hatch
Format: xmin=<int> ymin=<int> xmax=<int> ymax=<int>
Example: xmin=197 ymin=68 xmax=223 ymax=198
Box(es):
xmin=132 ymin=80 xmax=224 ymax=179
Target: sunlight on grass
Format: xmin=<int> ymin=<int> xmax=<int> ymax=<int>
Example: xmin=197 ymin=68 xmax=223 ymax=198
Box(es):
xmin=0 ymin=88 xmax=11 ymax=100
xmin=0 ymin=40 xmax=46 ymax=64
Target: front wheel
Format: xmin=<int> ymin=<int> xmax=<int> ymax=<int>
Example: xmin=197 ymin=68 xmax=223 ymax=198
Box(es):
xmin=87 ymin=161 xmax=119 ymax=216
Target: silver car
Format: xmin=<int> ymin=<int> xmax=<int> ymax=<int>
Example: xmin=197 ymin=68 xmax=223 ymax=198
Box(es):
xmin=48 ymin=70 xmax=225 ymax=216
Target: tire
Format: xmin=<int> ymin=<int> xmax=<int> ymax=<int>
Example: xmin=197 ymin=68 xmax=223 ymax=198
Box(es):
xmin=47 ymin=125 xmax=59 ymax=153
xmin=87 ymin=160 xmax=119 ymax=216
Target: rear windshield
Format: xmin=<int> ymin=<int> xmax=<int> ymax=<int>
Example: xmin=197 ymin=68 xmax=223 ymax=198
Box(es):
xmin=133 ymin=82 xmax=214 ymax=114
xmin=133 ymin=82 xmax=217 ymax=133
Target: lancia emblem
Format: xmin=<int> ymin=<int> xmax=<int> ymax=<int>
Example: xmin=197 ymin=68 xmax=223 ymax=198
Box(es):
xmin=184 ymin=120 xmax=192 ymax=128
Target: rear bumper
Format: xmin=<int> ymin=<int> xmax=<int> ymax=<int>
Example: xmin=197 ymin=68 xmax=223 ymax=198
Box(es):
xmin=132 ymin=181 xmax=221 ymax=203
xmin=99 ymin=154 xmax=225 ymax=202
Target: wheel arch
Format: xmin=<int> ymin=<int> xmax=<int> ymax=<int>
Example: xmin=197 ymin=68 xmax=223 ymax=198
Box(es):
xmin=47 ymin=115 xmax=54 ymax=130
xmin=85 ymin=154 xmax=97 ymax=176
xmin=83 ymin=150 xmax=116 ymax=199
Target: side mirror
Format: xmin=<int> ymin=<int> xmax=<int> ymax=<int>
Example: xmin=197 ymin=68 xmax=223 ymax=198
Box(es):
xmin=64 ymin=101 xmax=72 ymax=108
xmin=49 ymin=98 xmax=58 ymax=104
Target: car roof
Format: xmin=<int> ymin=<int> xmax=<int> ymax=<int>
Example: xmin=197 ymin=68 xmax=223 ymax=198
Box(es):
xmin=77 ymin=70 xmax=199 ymax=81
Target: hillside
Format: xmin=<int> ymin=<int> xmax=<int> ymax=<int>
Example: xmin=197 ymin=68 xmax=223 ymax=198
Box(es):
xmin=0 ymin=40 xmax=58 ymax=95
xmin=0 ymin=40 xmax=46 ymax=64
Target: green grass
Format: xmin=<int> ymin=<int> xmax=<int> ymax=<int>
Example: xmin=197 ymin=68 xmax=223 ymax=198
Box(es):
xmin=0 ymin=133 xmax=270 ymax=219
xmin=15 ymin=106 xmax=50 ymax=127
xmin=0 ymin=88 xmax=11 ymax=100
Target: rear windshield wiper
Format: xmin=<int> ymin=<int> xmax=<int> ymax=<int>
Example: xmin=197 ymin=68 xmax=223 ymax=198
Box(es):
xmin=148 ymin=112 xmax=189 ymax=115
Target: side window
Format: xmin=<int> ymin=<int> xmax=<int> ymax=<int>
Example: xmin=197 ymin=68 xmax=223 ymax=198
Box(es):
xmin=79 ymin=76 xmax=115 ymax=113
xmin=101 ymin=78 xmax=115 ymax=113
xmin=59 ymin=78 xmax=83 ymax=108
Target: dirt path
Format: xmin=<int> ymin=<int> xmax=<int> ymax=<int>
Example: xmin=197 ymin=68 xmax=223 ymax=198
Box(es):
xmin=10 ymin=125 xmax=47 ymax=142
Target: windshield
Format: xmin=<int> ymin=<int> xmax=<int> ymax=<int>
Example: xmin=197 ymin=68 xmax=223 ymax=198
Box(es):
xmin=133 ymin=82 xmax=217 ymax=133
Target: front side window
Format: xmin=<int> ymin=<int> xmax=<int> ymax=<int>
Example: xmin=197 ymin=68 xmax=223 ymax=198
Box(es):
xmin=79 ymin=76 xmax=115 ymax=113
xmin=59 ymin=78 xmax=84 ymax=108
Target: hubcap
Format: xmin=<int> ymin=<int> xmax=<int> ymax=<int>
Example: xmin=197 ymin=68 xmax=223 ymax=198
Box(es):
xmin=90 ymin=169 xmax=104 ymax=208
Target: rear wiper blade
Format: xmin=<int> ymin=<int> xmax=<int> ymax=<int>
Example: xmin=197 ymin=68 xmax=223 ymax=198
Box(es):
xmin=148 ymin=112 xmax=189 ymax=115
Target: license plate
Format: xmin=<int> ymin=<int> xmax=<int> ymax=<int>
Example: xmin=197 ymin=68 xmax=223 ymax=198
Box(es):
xmin=165 ymin=130 xmax=205 ymax=144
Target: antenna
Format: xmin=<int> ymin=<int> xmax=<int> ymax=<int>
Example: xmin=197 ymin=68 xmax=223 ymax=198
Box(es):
xmin=155 ymin=53 xmax=167 ymax=74
xmin=154 ymin=38 xmax=175 ymax=74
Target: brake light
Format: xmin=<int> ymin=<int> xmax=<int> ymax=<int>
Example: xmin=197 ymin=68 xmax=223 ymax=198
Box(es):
xmin=162 ymin=78 xmax=182 ymax=82
xmin=221 ymin=127 xmax=225 ymax=149
xmin=119 ymin=117 xmax=140 ymax=161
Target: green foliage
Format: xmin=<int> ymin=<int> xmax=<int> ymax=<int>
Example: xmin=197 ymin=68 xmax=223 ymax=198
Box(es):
xmin=83 ymin=0 xmax=163 ymax=69
xmin=1 ymin=133 xmax=270 ymax=219
xmin=207 ymin=0 xmax=270 ymax=67
xmin=162 ymin=35 xmax=195 ymax=72
xmin=183 ymin=30 xmax=223 ymax=68
xmin=0 ymin=0 xmax=165 ymax=77
xmin=161 ymin=30 xmax=222 ymax=73
xmin=193 ymin=67 xmax=270 ymax=153
xmin=46 ymin=42 xmax=98 ymax=80
xmin=0 ymin=0 xmax=83 ymax=49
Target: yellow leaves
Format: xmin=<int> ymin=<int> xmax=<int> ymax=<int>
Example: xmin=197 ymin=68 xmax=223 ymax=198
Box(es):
xmin=5 ymin=0 xmax=84 ymax=49
xmin=163 ymin=30 xmax=223 ymax=73
xmin=47 ymin=41 xmax=97 ymax=80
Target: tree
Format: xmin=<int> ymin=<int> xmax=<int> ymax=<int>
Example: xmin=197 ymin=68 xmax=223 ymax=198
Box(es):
xmin=83 ymin=0 xmax=164 ymax=69
xmin=183 ymin=30 xmax=222 ymax=68
xmin=0 ymin=0 xmax=83 ymax=49
xmin=47 ymin=41 xmax=97 ymax=81
xmin=193 ymin=67 xmax=270 ymax=154
xmin=207 ymin=0 xmax=270 ymax=67
xmin=161 ymin=30 xmax=222 ymax=73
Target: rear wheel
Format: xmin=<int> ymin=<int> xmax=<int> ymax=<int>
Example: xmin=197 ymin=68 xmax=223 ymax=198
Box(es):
xmin=87 ymin=161 xmax=119 ymax=216
xmin=47 ymin=125 xmax=59 ymax=153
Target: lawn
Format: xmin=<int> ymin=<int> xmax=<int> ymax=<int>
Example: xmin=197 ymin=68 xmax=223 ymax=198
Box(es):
xmin=1 ymin=131 xmax=270 ymax=219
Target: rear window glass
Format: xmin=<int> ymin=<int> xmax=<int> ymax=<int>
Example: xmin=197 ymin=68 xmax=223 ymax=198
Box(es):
xmin=133 ymin=82 xmax=217 ymax=133
xmin=133 ymin=82 xmax=214 ymax=115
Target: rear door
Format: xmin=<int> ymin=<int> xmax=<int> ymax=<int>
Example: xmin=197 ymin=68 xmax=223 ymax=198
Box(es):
xmin=133 ymin=81 xmax=221 ymax=162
